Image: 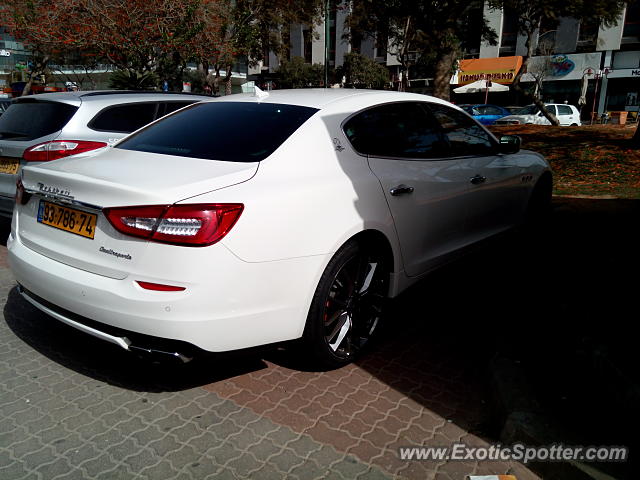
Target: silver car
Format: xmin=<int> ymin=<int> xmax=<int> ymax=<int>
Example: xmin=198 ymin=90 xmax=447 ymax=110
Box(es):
xmin=0 ymin=91 xmax=211 ymax=217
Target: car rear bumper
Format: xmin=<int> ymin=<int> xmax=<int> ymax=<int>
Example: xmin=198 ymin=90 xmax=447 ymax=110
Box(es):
xmin=0 ymin=194 xmax=13 ymax=218
xmin=8 ymin=230 xmax=328 ymax=352
xmin=17 ymin=285 xmax=199 ymax=362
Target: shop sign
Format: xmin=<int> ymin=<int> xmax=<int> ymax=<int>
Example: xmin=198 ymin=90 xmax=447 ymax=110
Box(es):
xmin=606 ymin=69 xmax=640 ymax=78
xmin=459 ymin=70 xmax=516 ymax=84
xmin=522 ymin=52 xmax=602 ymax=82
xmin=455 ymin=56 xmax=523 ymax=85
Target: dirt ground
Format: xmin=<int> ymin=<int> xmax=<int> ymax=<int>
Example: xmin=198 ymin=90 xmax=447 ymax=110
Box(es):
xmin=489 ymin=124 xmax=640 ymax=199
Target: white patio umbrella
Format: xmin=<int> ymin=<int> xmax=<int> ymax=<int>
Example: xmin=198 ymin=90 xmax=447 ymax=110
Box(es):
xmin=453 ymin=79 xmax=509 ymax=103
xmin=578 ymin=75 xmax=589 ymax=107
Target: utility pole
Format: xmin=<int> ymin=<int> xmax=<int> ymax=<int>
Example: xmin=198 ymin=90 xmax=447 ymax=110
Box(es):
xmin=324 ymin=0 xmax=330 ymax=88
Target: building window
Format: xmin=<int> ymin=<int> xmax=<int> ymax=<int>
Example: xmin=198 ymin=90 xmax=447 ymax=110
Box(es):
xmin=375 ymin=31 xmax=387 ymax=60
xmin=622 ymin=3 xmax=640 ymax=47
xmin=351 ymin=30 xmax=362 ymax=55
xmin=328 ymin=0 xmax=337 ymax=65
xmin=303 ymin=28 xmax=312 ymax=63
xmin=536 ymin=16 xmax=558 ymax=55
xmin=500 ymin=8 xmax=519 ymax=56
xmin=577 ymin=17 xmax=599 ymax=53
xmin=460 ymin=3 xmax=483 ymax=58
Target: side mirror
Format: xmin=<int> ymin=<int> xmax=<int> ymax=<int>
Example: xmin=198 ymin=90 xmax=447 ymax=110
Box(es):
xmin=499 ymin=135 xmax=521 ymax=154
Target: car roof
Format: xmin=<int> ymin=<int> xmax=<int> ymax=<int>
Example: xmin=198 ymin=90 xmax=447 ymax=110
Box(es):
xmin=523 ymin=103 xmax=575 ymax=107
xmin=459 ymin=103 xmax=501 ymax=107
xmin=14 ymin=90 xmax=212 ymax=107
xmin=210 ymin=88 xmax=454 ymax=110
xmin=15 ymin=88 xmax=456 ymax=112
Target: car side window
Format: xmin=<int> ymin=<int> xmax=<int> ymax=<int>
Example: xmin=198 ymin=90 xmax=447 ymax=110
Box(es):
xmin=343 ymin=102 xmax=446 ymax=159
xmin=557 ymin=105 xmax=573 ymax=115
xmin=546 ymin=105 xmax=557 ymax=116
xmin=427 ymin=103 xmax=496 ymax=157
xmin=159 ymin=101 xmax=194 ymax=118
xmin=482 ymin=106 xmax=504 ymax=116
xmin=89 ymin=102 xmax=159 ymax=133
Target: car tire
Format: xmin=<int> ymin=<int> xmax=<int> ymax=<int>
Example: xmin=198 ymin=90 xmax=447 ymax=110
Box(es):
xmin=302 ymin=239 xmax=388 ymax=369
xmin=570 ymin=123 xmax=578 ymax=126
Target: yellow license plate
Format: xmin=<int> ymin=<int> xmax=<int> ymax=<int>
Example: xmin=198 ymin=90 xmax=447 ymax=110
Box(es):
xmin=0 ymin=156 xmax=20 ymax=175
xmin=37 ymin=201 xmax=97 ymax=239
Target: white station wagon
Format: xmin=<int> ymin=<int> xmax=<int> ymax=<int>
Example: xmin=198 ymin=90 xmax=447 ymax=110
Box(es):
xmin=495 ymin=103 xmax=581 ymax=126
xmin=8 ymin=89 xmax=552 ymax=367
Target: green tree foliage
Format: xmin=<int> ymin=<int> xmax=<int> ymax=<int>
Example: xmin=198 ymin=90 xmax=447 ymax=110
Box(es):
xmin=487 ymin=0 xmax=628 ymax=124
xmin=190 ymin=0 xmax=325 ymax=94
xmin=108 ymin=70 xmax=159 ymax=90
xmin=82 ymin=0 xmax=204 ymax=91
xmin=346 ymin=0 xmax=496 ymax=99
xmin=339 ymin=53 xmax=389 ymax=89
xmin=1 ymin=0 xmax=208 ymax=92
xmin=234 ymin=0 xmax=324 ymax=62
xmin=276 ymin=56 xmax=324 ymax=88
xmin=0 ymin=0 xmax=86 ymax=95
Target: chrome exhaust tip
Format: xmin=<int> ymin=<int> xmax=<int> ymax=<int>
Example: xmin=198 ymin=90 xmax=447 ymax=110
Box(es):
xmin=129 ymin=345 xmax=193 ymax=364
xmin=18 ymin=284 xmax=194 ymax=364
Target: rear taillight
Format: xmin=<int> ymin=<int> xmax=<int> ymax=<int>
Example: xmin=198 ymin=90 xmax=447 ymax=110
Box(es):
xmin=104 ymin=203 xmax=244 ymax=247
xmin=23 ymin=140 xmax=108 ymax=162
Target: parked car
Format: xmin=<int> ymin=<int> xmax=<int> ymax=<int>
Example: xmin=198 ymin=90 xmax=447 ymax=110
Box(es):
xmin=495 ymin=103 xmax=581 ymax=126
xmin=0 ymin=91 xmax=211 ymax=218
xmin=8 ymin=89 xmax=551 ymax=367
xmin=459 ymin=104 xmax=511 ymax=125
xmin=0 ymin=99 xmax=11 ymax=116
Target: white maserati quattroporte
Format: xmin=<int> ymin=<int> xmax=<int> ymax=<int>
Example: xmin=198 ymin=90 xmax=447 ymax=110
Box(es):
xmin=8 ymin=89 xmax=551 ymax=367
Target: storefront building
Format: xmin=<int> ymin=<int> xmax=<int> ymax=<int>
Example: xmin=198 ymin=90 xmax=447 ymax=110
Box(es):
xmin=0 ymin=27 xmax=32 ymax=92
xmin=451 ymin=2 xmax=640 ymax=120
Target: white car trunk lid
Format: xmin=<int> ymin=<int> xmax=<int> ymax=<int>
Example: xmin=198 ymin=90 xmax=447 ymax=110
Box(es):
xmin=16 ymin=149 xmax=257 ymax=279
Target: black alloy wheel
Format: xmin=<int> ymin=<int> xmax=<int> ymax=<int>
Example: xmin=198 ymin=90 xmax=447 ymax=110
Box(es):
xmin=304 ymin=240 xmax=388 ymax=368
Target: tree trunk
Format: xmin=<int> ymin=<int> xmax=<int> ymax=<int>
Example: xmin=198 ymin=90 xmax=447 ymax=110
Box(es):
xmin=432 ymin=49 xmax=456 ymax=101
xmin=632 ymin=124 xmax=640 ymax=146
xmin=224 ymin=67 xmax=233 ymax=95
xmin=511 ymin=29 xmax=560 ymax=125
xmin=21 ymin=78 xmax=34 ymax=97
xmin=198 ymin=61 xmax=210 ymax=92
xmin=397 ymin=16 xmax=412 ymax=92
xmin=21 ymin=55 xmax=50 ymax=96
xmin=212 ymin=66 xmax=221 ymax=95
xmin=398 ymin=65 xmax=408 ymax=92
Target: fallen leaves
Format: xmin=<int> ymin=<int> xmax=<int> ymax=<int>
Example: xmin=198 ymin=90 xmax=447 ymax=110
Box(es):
xmin=489 ymin=124 xmax=640 ymax=198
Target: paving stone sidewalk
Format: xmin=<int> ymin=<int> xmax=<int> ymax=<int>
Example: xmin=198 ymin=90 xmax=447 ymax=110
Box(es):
xmin=0 ymin=241 xmax=540 ymax=480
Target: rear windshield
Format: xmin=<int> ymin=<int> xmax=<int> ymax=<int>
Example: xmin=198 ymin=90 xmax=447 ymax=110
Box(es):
xmin=116 ymin=102 xmax=318 ymax=162
xmin=0 ymin=100 xmax=78 ymax=141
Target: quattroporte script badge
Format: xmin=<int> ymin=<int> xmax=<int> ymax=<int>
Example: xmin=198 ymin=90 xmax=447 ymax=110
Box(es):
xmin=99 ymin=247 xmax=132 ymax=260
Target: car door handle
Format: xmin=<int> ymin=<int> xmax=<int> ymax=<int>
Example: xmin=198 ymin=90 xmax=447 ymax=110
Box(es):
xmin=470 ymin=175 xmax=486 ymax=185
xmin=389 ymin=185 xmax=414 ymax=196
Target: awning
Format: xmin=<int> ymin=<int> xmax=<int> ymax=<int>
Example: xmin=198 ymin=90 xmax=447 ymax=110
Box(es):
xmin=453 ymin=79 xmax=509 ymax=93
xmin=454 ymin=56 xmax=523 ymax=85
